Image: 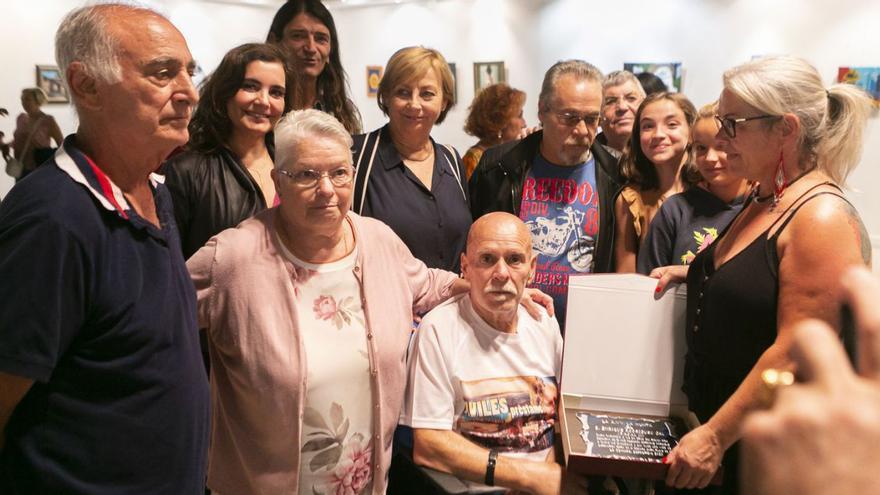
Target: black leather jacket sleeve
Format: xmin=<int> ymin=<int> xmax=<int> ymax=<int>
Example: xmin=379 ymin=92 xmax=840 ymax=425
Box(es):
xmin=162 ymin=149 xmax=267 ymax=259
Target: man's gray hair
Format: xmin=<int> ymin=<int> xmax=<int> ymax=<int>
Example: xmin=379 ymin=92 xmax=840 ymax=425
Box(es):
xmin=55 ymin=3 xmax=165 ymax=93
xmin=602 ymin=70 xmax=645 ymax=97
xmin=538 ymin=60 xmax=604 ymax=111
xmin=274 ymin=109 xmax=354 ymax=170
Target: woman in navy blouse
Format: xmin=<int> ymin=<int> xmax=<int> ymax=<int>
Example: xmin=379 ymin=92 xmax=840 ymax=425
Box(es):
xmin=351 ymin=46 xmax=470 ymax=272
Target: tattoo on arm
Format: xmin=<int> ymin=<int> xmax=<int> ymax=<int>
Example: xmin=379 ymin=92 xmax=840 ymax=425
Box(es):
xmin=841 ymin=200 xmax=872 ymax=265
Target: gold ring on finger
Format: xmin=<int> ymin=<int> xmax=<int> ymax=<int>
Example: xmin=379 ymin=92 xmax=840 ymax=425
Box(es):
xmin=758 ymin=368 xmax=795 ymax=408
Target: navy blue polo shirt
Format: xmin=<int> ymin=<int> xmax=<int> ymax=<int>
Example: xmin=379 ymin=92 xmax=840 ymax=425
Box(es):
xmin=0 ymin=137 xmax=210 ymax=494
xmin=355 ymin=125 xmax=472 ymax=272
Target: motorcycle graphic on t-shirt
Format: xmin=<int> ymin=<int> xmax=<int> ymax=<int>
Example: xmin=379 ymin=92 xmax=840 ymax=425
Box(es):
xmin=527 ymin=206 xmax=593 ymax=273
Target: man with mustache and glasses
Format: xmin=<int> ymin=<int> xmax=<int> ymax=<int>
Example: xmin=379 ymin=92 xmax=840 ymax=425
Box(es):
xmin=401 ymin=212 xmax=586 ymax=494
xmin=0 ymin=4 xmax=208 ymax=493
xmin=469 ymin=61 xmax=624 ymax=333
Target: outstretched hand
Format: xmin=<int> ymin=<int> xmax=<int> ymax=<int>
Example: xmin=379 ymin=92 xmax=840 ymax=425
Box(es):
xmin=740 ymin=267 xmax=880 ymax=495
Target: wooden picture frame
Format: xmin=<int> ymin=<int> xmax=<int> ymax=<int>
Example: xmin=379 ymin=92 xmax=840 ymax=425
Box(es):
xmin=36 ymin=65 xmax=69 ymax=103
xmin=473 ymin=61 xmax=505 ymax=93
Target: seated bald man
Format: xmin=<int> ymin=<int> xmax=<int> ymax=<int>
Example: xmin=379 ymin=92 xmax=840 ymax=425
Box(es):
xmin=400 ymin=212 xmax=582 ymax=494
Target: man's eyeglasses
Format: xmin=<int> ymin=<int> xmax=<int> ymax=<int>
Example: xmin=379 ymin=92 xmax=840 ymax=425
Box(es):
xmin=554 ymin=111 xmax=601 ymax=128
xmin=714 ymin=114 xmax=778 ymax=138
xmin=277 ymin=167 xmax=354 ymax=188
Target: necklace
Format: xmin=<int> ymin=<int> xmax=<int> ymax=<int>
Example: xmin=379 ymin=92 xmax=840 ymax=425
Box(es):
xmin=753 ymin=191 xmax=774 ymax=204
xmin=401 ymin=146 xmax=433 ymax=162
xmin=753 ymin=168 xmax=813 ymax=206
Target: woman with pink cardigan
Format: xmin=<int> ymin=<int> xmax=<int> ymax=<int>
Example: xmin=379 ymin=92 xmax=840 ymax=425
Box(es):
xmin=188 ymin=109 xmax=549 ymax=494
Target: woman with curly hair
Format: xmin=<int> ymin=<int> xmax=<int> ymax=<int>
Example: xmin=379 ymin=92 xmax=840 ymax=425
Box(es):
xmin=163 ymin=43 xmax=293 ymax=259
xmin=462 ymin=83 xmax=527 ymax=179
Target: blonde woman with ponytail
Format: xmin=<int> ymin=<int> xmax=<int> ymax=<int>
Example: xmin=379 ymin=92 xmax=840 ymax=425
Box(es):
xmin=651 ymin=56 xmax=873 ymax=494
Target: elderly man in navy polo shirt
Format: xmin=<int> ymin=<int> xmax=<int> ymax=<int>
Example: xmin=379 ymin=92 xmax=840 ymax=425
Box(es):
xmin=0 ymin=4 xmax=209 ymax=493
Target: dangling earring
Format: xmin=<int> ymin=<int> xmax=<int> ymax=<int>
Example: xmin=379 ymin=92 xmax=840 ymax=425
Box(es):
xmin=772 ymin=149 xmax=787 ymax=207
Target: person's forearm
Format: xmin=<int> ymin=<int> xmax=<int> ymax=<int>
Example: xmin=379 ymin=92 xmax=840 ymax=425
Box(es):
xmin=706 ymin=342 xmax=792 ymax=450
xmin=0 ymin=372 xmax=35 ymax=450
xmin=413 ymin=428 xmax=557 ymax=493
xmin=449 ymin=277 xmax=469 ymax=296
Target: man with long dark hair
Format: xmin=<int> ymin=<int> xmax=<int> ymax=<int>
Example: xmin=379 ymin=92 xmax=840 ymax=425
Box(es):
xmin=267 ymin=0 xmax=362 ymax=134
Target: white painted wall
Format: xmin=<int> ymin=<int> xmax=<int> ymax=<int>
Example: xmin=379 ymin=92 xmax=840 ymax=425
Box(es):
xmin=2 ymin=0 xmax=879 ymax=250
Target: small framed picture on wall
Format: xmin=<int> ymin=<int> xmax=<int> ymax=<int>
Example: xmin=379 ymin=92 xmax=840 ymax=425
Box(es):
xmin=35 ymin=65 xmax=69 ymax=103
xmin=623 ymin=62 xmax=682 ymax=93
xmin=837 ymin=66 xmax=880 ymax=106
xmin=473 ymin=61 xmax=505 ymax=93
xmin=366 ymin=65 xmax=383 ymax=98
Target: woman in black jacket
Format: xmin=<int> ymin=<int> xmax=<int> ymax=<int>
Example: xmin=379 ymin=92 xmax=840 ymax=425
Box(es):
xmin=164 ymin=43 xmax=293 ymax=258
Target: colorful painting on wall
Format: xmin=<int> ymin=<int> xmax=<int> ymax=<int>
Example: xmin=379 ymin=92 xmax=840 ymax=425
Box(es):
xmin=366 ymin=65 xmax=382 ymax=97
xmin=837 ymin=67 xmax=880 ymax=106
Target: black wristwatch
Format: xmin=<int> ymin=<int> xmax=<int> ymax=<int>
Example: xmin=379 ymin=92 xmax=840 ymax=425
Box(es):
xmin=485 ymin=449 xmax=498 ymax=486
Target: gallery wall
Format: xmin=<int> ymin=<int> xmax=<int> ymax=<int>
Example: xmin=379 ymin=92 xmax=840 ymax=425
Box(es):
xmin=2 ymin=0 xmax=879 ymax=252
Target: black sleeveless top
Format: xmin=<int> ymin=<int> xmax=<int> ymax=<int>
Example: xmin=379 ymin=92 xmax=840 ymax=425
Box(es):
xmin=684 ymin=183 xmax=846 ymax=422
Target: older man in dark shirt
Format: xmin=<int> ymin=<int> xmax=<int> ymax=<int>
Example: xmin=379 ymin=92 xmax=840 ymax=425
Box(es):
xmin=0 ymin=4 xmax=208 ymax=493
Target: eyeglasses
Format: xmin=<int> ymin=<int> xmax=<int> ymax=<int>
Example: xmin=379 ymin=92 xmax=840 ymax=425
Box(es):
xmin=277 ymin=167 xmax=354 ymax=188
xmin=554 ymin=111 xmax=601 ymax=128
xmin=714 ymin=114 xmax=778 ymax=138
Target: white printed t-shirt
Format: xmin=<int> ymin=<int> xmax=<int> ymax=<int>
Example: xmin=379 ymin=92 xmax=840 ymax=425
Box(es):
xmin=400 ymin=294 xmax=563 ymax=461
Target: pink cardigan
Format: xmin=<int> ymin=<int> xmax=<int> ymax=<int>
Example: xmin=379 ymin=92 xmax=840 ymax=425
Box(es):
xmin=188 ymin=209 xmax=459 ymax=494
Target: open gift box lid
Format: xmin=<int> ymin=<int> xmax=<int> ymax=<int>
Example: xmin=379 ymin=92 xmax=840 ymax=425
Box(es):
xmin=559 ymin=274 xmax=721 ymax=483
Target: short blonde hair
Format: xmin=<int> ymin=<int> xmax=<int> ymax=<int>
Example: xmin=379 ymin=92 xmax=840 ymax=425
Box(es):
xmin=697 ymin=101 xmax=718 ymax=121
xmin=21 ymin=87 xmax=49 ymax=106
xmin=377 ymin=46 xmax=455 ymax=124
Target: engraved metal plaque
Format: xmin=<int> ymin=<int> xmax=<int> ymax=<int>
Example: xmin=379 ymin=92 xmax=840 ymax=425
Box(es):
xmin=576 ymin=412 xmax=681 ymax=462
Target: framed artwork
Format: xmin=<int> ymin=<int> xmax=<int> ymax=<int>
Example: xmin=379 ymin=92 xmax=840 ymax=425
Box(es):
xmin=473 ymin=61 xmax=505 ymax=93
xmin=366 ymin=65 xmax=382 ymax=98
xmin=837 ymin=67 xmax=880 ymax=106
xmin=447 ymin=62 xmax=457 ymax=103
xmin=623 ymin=62 xmax=682 ymax=93
xmin=35 ymin=65 xmax=69 ymax=103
